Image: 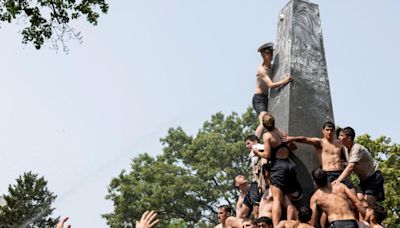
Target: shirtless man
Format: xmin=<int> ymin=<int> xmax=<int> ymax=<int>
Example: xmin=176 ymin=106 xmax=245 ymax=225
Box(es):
xmin=276 ymin=207 xmax=314 ymax=228
xmin=284 ymin=122 xmax=354 ymax=190
xmin=365 ymin=204 xmax=387 ymax=228
xmin=336 ymin=127 xmax=385 ymax=206
xmin=253 ymin=114 xmax=302 ymax=227
xmin=253 ymin=42 xmax=293 ymax=137
xmin=225 ymin=217 xmax=256 ymax=228
xmin=310 ymin=169 xmax=366 ymax=228
xmin=215 ymin=205 xmax=232 ymax=228
xmin=234 ymin=175 xmax=260 ymax=218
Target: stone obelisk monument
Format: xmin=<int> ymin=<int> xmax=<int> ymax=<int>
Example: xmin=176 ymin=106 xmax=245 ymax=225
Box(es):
xmin=268 ymin=0 xmax=334 ymax=202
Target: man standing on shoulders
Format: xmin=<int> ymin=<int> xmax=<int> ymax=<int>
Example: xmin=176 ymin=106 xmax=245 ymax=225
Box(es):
xmin=254 ymin=113 xmax=302 ymax=227
xmin=336 ymin=127 xmax=385 ymax=206
xmin=309 ymin=169 xmax=366 ymax=228
xmin=253 ymin=42 xmax=293 ymax=137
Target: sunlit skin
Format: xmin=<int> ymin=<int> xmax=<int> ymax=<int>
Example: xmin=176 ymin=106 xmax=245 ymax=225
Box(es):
xmin=254 ymin=49 xmax=293 ymax=138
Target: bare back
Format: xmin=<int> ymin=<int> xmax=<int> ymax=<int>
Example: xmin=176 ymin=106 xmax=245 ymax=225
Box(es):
xmin=278 ymin=220 xmax=314 ymax=228
xmin=311 ymin=184 xmax=356 ymax=223
xmin=265 ymin=128 xmax=290 ymax=159
xmin=321 ymin=139 xmax=346 ymax=171
xmin=255 ymin=65 xmax=271 ymax=94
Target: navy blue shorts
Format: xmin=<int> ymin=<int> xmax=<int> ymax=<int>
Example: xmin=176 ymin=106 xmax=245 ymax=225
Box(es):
xmin=360 ymin=170 xmax=385 ymax=201
xmin=252 ymin=93 xmax=268 ymax=116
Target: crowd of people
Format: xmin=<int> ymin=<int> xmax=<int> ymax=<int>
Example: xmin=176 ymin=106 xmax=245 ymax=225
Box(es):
xmin=215 ymin=43 xmax=387 ymax=228
xmin=56 ymin=43 xmax=388 ymax=228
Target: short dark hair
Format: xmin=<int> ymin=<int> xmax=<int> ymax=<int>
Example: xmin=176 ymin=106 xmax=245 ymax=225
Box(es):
xmin=312 ymin=168 xmax=328 ymax=187
xmin=218 ymin=205 xmax=232 ymax=214
xmin=256 ymin=216 xmax=272 ymax=225
xmin=341 ymin=127 xmax=356 ymax=141
xmin=298 ymin=206 xmax=312 ymax=223
xmin=322 ymin=121 xmax=335 ymax=129
xmin=371 ymin=204 xmax=387 ymax=224
xmin=242 ymin=217 xmax=256 ymax=224
xmin=245 ymin=134 xmax=259 ymax=143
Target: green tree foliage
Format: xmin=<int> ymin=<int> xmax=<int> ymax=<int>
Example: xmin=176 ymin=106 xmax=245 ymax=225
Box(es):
xmin=0 ymin=0 xmax=108 ymax=51
xmin=103 ymin=108 xmax=258 ymax=226
xmin=104 ymin=108 xmax=400 ymax=226
xmin=0 ymin=171 xmax=58 ymax=227
xmin=356 ymin=134 xmax=400 ymax=226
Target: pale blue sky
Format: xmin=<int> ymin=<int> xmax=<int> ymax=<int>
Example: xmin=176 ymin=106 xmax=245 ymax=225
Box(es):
xmin=0 ymin=0 xmax=399 ymax=227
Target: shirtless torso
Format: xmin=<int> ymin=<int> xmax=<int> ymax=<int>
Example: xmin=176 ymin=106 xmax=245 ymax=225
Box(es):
xmin=310 ymin=181 xmax=365 ymax=226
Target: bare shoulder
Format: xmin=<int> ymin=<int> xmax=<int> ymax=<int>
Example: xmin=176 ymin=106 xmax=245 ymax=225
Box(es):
xmin=256 ymin=65 xmax=267 ymax=76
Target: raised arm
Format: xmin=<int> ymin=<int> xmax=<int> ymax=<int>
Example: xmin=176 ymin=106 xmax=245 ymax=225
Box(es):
xmin=309 ymin=195 xmax=318 ymax=227
xmin=343 ymin=184 xmax=366 ymax=217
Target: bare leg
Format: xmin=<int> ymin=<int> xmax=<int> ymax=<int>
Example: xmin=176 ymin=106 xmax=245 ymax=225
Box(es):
xmin=253 ymin=205 xmax=259 ymax=219
xmin=255 ymin=111 xmax=267 ymax=138
xmin=320 ymin=212 xmax=327 ymax=228
xmin=271 ymin=185 xmax=283 ymax=227
xmin=283 ymin=194 xmax=297 ymax=220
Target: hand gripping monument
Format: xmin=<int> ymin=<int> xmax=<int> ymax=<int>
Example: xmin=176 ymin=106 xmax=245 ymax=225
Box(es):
xmin=268 ymin=0 xmax=334 ymax=202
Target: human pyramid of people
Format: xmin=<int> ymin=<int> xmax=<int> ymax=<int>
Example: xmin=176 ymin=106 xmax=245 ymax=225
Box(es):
xmin=215 ymin=43 xmax=387 ymax=228
xmin=55 ymin=43 xmax=387 ymax=228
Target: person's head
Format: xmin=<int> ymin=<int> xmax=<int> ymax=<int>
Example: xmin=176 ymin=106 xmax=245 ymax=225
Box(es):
xmin=298 ymin=206 xmax=312 ymax=223
xmin=245 ymin=135 xmax=259 ymax=151
xmin=338 ymin=127 xmax=356 ymax=146
xmin=322 ymin=121 xmax=335 ymax=140
xmin=312 ymin=168 xmax=328 ymax=188
xmin=217 ymin=205 xmax=231 ymax=224
xmin=258 ymin=43 xmax=274 ymax=63
xmin=368 ymin=204 xmax=387 ymax=224
xmin=262 ymin=113 xmax=275 ymax=131
xmin=234 ymin=175 xmax=248 ymax=190
xmin=242 ymin=218 xmax=256 ymax=228
xmin=256 ymin=216 xmax=272 ymax=228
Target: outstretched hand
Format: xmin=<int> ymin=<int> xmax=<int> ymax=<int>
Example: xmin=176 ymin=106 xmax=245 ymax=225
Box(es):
xmin=281 ymin=135 xmax=292 ymax=143
xmin=136 ymin=210 xmax=159 ymax=228
xmin=56 ymin=217 xmax=71 ymax=228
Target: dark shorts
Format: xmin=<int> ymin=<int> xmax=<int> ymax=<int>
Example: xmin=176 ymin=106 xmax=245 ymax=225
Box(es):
xmin=270 ymin=158 xmax=302 ymax=195
xmin=252 ymin=93 xmax=268 ymax=116
xmin=329 ymin=219 xmax=358 ymax=228
xmin=359 ymin=170 xmax=385 ymax=201
xmin=243 ymin=182 xmax=262 ymax=215
xmin=326 ymin=171 xmax=354 ymax=190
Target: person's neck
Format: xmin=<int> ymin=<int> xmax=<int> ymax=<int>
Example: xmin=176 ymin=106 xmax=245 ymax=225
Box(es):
xmin=262 ymin=61 xmax=271 ymax=69
xmin=321 ymin=183 xmax=332 ymax=192
xmin=324 ymin=136 xmax=333 ymax=143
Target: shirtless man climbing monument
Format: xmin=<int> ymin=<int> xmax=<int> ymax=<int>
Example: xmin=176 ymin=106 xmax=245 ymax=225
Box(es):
xmin=253 ymin=42 xmax=293 ymax=137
